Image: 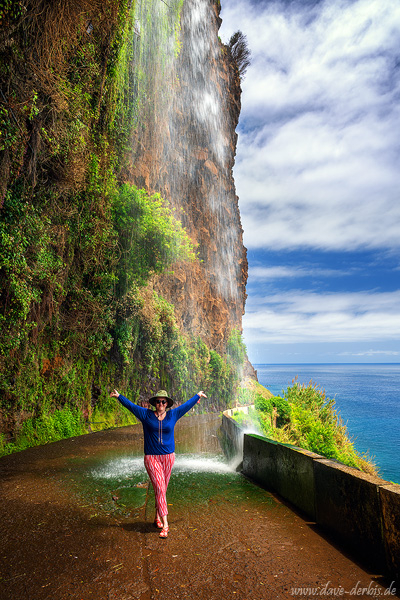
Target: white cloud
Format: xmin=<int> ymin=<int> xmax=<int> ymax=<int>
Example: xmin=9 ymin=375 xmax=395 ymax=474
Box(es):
xmin=243 ymin=289 xmax=400 ymax=344
xmin=249 ymin=264 xmax=353 ymax=280
xmin=220 ymin=0 xmax=400 ymax=251
xmin=249 ymin=265 xmax=302 ymax=280
xmin=339 ymin=349 xmax=400 ymax=356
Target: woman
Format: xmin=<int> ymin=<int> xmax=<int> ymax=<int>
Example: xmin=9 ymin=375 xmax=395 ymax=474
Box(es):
xmin=110 ymin=388 xmax=207 ymax=538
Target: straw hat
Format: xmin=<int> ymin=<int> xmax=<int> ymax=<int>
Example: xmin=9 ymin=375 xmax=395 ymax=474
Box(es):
xmin=149 ymin=390 xmax=174 ymax=409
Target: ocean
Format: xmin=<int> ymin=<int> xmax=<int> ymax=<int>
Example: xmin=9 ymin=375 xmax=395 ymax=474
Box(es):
xmin=254 ymin=363 xmax=400 ymax=484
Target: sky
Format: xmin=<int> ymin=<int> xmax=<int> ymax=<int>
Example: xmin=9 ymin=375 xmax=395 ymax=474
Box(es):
xmin=219 ymin=0 xmax=400 ymax=364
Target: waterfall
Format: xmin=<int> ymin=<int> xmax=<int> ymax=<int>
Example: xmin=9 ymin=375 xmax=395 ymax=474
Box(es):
xmin=164 ymin=0 xmax=242 ymax=303
xmin=130 ymin=0 xmax=246 ymax=338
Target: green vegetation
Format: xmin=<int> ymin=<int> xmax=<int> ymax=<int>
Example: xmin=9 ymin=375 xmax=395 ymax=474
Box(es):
xmin=113 ymin=184 xmax=195 ymax=291
xmin=0 ymin=0 xmax=247 ymax=456
xmin=232 ymin=379 xmax=377 ymax=476
xmin=0 ymin=407 xmax=86 ymax=455
xmin=276 ymin=381 xmax=377 ymax=474
xmin=0 ymin=402 xmax=140 ymax=456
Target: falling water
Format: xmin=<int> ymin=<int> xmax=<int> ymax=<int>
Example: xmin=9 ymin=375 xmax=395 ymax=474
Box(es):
xmin=168 ymin=0 xmax=228 ymax=169
xmin=165 ymin=0 xmax=242 ymax=303
xmin=130 ymin=0 xmax=245 ymax=309
xmin=129 ymin=0 xmax=181 ymax=146
xmin=72 ymin=414 xmax=241 ymax=513
xmin=89 ymin=455 xmax=233 ymax=482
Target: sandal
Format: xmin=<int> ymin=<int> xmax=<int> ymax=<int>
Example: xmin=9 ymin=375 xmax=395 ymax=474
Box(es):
xmin=159 ymin=526 xmax=169 ymax=538
xmin=154 ymin=518 xmax=163 ymax=529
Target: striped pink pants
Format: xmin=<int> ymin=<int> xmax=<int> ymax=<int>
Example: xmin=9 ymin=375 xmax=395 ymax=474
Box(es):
xmin=144 ymin=453 xmax=175 ymax=517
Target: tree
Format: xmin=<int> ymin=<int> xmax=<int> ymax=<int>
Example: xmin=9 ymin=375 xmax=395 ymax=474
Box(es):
xmin=228 ymin=30 xmax=251 ymax=79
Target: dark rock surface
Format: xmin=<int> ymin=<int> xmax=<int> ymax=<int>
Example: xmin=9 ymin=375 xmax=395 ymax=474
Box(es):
xmin=127 ymin=0 xmax=247 ymax=349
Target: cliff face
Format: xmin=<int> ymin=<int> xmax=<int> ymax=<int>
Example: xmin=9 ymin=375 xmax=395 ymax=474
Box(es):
xmin=127 ymin=0 xmax=247 ymax=349
xmin=0 ymin=0 xmax=251 ymax=445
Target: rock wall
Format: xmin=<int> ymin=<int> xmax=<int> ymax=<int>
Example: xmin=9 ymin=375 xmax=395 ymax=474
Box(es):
xmin=126 ymin=0 xmax=247 ymax=349
xmin=0 ymin=0 xmax=252 ymax=446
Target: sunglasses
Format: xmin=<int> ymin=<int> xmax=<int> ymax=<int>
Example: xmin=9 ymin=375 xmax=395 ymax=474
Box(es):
xmin=155 ymin=399 xmax=167 ymax=405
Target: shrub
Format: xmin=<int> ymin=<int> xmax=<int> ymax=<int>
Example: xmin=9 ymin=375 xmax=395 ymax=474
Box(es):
xmin=113 ymin=184 xmax=195 ymax=291
xmin=226 ymin=329 xmax=247 ymax=368
xmin=271 ymin=396 xmax=291 ymax=427
xmin=255 ymin=393 xmax=272 ymax=414
xmin=0 ymin=407 xmax=86 ymax=456
xmin=232 ymin=407 xmax=260 ymax=431
xmin=281 ymin=381 xmax=377 ymax=475
xmin=242 ymin=379 xmax=377 ymax=475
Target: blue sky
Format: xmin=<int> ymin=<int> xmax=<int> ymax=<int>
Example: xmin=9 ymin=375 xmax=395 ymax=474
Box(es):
xmin=219 ymin=0 xmax=400 ymax=364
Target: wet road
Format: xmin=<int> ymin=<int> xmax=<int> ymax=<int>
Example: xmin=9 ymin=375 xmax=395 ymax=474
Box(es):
xmin=0 ymin=414 xmax=396 ymax=600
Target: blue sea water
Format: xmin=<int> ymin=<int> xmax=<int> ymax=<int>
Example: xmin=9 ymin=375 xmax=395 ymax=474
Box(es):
xmin=254 ymin=364 xmax=400 ymax=484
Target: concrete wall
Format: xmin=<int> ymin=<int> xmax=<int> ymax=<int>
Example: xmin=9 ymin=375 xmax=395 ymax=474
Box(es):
xmin=220 ymin=409 xmax=244 ymax=459
xmin=243 ymin=433 xmax=321 ymax=519
xmin=221 ymin=411 xmax=400 ymax=582
xmin=313 ymin=458 xmax=387 ymax=570
xmin=220 ymin=406 xmax=261 ymax=461
xmin=380 ymin=484 xmax=400 ymax=582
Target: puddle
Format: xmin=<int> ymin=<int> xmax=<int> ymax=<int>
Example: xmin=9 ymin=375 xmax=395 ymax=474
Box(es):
xmin=65 ymin=452 xmax=272 ymax=516
xmin=59 ymin=415 xmax=273 ymax=516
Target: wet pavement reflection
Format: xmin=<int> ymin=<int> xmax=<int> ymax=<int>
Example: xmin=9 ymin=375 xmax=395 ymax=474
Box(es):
xmin=0 ymin=414 xmax=392 ymax=600
xmin=62 ymin=414 xmax=239 ymax=516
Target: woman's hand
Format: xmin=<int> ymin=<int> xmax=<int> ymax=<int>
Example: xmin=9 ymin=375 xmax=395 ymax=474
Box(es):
xmin=197 ymin=390 xmax=207 ymax=400
xmin=110 ymin=389 xmax=120 ymax=398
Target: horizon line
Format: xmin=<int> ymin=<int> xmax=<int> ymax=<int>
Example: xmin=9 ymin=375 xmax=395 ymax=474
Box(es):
xmin=252 ymin=362 xmax=400 ymax=366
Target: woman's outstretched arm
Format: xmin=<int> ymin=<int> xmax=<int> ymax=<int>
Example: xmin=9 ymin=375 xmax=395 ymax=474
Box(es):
xmin=172 ymin=391 xmax=207 ymax=419
xmin=109 ymin=389 xmax=147 ymax=421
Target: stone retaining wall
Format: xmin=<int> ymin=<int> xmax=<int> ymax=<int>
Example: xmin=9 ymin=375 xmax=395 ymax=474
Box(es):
xmin=221 ymin=411 xmax=399 ymax=583
xmin=220 ymin=407 xmax=252 ymax=459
